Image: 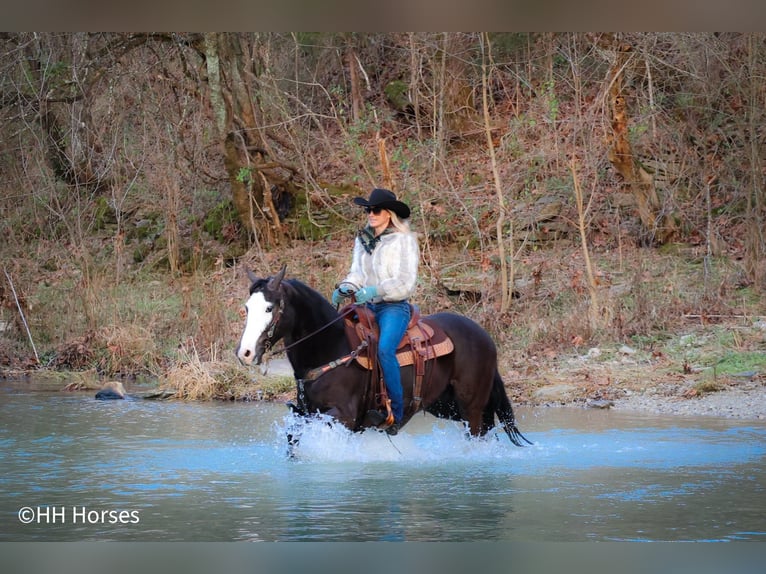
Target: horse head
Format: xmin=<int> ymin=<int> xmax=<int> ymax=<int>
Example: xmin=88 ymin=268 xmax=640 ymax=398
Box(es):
xmin=236 ymin=264 xmax=287 ymax=366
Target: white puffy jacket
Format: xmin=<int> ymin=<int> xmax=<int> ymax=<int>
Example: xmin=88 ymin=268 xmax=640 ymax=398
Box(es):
xmin=339 ymin=231 xmax=419 ymax=302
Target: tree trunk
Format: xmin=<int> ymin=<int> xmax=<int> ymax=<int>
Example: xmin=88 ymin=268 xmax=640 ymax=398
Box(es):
xmin=441 ymin=33 xmax=476 ymax=137
xmin=203 ymin=33 xmax=284 ymax=246
xmin=604 ymin=38 xmax=676 ymax=245
xmin=481 ymin=33 xmax=513 ymax=313
xmin=432 ymin=33 xmax=477 ymax=170
xmin=346 ymin=42 xmax=364 ymax=124
xmin=745 ymin=33 xmax=766 ymax=289
xmin=23 ymin=34 xmax=111 ymax=193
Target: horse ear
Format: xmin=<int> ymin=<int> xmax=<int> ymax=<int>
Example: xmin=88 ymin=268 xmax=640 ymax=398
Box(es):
xmin=245 ymin=268 xmax=259 ymax=284
xmin=267 ymin=264 xmax=287 ymax=290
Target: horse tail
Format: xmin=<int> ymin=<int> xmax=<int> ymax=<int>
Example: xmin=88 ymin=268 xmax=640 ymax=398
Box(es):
xmin=492 ymin=370 xmax=533 ymax=446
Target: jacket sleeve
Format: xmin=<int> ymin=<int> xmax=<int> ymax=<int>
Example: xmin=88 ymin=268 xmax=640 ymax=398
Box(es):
xmin=338 ymin=238 xmax=365 ymax=292
xmin=378 ymin=233 xmax=419 ymax=301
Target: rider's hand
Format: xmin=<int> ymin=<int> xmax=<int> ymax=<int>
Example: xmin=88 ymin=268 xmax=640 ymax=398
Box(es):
xmin=354 ymin=286 xmax=378 ymax=304
xmin=332 ymin=287 xmax=353 ymax=305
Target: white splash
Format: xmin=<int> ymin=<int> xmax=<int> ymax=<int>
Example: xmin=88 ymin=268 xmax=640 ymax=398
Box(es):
xmin=273 ymin=412 xmax=531 ymax=464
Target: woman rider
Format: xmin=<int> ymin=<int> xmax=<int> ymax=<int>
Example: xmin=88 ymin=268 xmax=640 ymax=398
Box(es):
xmin=332 ymin=188 xmax=419 ymax=435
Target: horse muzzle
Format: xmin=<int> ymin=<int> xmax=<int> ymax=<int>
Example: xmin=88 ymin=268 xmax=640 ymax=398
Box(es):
xmin=235 ymin=344 xmax=265 ymax=366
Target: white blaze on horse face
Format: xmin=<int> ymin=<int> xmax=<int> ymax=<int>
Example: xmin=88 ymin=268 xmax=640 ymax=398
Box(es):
xmin=237 ymin=291 xmax=273 ymax=365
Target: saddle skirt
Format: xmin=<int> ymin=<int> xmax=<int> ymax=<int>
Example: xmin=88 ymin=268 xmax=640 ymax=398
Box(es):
xmin=343 ymin=304 xmax=454 ymax=370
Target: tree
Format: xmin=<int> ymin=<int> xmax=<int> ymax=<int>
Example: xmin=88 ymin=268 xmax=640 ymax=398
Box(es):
xmin=599 ymin=33 xmax=677 ymax=245
xmin=744 ymin=33 xmax=766 ymax=289
xmin=202 ymin=33 xmax=290 ymax=247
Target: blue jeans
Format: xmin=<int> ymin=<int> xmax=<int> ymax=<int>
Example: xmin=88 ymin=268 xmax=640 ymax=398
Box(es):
xmin=368 ymin=301 xmax=410 ymax=424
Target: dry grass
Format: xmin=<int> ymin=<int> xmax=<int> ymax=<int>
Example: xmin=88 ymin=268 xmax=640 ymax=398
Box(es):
xmin=97 ymin=324 xmax=158 ymax=376
xmin=48 ymin=323 xmax=160 ymax=376
xmin=159 ymin=343 xmax=293 ymax=401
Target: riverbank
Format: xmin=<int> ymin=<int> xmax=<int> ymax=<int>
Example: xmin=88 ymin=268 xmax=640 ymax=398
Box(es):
xmin=504 ymin=319 xmax=766 ymax=420
xmin=525 ymin=365 xmax=766 ymax=420
xmin=2 ymin=351 xmax=764 ymax=420
xmin=2 ymin=244 xmax=764 ymax=420
xmin=4 ymin=312 xmax=765 ymax=420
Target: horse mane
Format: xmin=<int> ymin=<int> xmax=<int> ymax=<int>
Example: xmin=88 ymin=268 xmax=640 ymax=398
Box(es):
xmin=284 ymin=279 xmax=341 ymax=326
xmin=280 ymin=279 xmax=350 ymax=372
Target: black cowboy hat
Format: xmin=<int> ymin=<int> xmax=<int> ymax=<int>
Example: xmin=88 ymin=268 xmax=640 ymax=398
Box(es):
xmin=353 ymin=188 xmax=411 ymax=219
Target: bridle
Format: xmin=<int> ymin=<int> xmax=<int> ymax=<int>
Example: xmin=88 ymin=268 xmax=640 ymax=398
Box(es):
xmin=265 ymin=298 xmax=284 ymax=339
xmin=254 ymin=297 xmax=283 ymax=358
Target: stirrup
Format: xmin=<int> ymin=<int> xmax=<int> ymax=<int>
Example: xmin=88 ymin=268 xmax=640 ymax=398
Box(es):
xmin=367 ymin=398 xmax=395 ymax=429
xmin=366 ymin=410 xmax=387 ymax=426
xmin=381 ymin=398 xmax=395 ymax=427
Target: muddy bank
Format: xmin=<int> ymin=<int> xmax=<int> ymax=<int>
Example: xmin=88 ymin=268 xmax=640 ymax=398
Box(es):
xmin=611 ymin=388 xmax=766 ymax=419
xmin=514 ymin=348 xmax=766 ymax=421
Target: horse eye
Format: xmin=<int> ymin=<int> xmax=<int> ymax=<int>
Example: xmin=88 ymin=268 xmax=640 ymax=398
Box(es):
xmin=266 ymin=304 xmax=274 ymax=313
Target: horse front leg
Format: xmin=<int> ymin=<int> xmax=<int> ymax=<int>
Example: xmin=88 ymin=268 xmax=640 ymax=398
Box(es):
xmin=324 ymin=406 xmax=357 ymax=431
xmin=465 ymin=410 xmax=486 ymax=437
xmin=286 ymin=430 xmax=300 ymax=458
xmin=285 ymin=402 xmax=304 ymax=458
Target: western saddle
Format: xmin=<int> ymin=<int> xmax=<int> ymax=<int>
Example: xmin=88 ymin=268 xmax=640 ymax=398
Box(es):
xmin=342 ymin=303 xmax=454 ymax=424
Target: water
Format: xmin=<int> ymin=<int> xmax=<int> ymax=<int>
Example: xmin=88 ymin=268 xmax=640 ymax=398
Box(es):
xmin=1 ymin=380 xmax=765 ymax=541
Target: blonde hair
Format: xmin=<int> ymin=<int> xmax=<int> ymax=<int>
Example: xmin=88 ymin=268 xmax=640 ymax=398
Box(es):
xmin=387 ymin=210 xmax=412 ymax=234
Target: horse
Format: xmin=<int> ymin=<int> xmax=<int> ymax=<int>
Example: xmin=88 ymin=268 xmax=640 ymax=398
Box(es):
xmin=235 ymin=265 xmax=531 ymax=447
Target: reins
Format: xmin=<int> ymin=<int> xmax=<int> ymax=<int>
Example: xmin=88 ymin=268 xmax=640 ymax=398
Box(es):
xmin=261 ymin=304 xmax=356 ymax=362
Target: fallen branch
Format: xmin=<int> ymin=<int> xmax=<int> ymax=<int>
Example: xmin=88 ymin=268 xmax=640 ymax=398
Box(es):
xmin=3 ymin=268 xmax=39 ymax=364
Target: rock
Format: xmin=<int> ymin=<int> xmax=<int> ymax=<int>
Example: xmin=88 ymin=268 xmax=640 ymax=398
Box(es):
xmin=587 ymin=348 xmax=601 ymax=359
xmin=731 ymin=371 xmax=758 ymax=380
xmin=532 ymin=199 xmax=562 ymax=223
xmin=95 ymin=381 xmax=126 ymax=400
xmin=587 ymin=399 xmax=614 ymax=409
xmin=140 ymin=389 xmax=176 ymax=400
xmin=609 ymin=283 xmax=632 ymax=297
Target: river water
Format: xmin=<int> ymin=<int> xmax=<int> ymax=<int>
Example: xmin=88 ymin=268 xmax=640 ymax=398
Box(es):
xmin=1 ymin=379 xmax=765 ymax=542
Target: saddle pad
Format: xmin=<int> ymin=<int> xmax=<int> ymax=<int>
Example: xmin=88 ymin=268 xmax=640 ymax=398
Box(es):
xmin=354 ymin=321 xmax=454 ymax=370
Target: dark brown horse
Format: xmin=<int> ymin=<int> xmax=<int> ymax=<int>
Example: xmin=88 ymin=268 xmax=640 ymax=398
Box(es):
xmin=236 ymin=266 xmax=531 ymax=446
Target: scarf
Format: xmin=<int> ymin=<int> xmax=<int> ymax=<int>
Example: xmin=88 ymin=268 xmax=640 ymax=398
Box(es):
xmin=357 ymin=225 xmax=392 ymax=255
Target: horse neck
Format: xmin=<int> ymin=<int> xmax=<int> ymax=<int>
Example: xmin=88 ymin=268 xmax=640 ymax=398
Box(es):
xmin=283 ymin=282 xmax=350 ymax=378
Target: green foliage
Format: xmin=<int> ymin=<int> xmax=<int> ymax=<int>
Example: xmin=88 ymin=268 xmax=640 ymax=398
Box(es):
xmin=542 ymin=80 xmax=559 ymax=124
xmin=384 ymin=80 xmax=410 ymax=112
xmin=130 ymin=213 xmax=163 ymax=242
xmin=92 ymin=196 xmax=116 ymax=231
xmin=236 ymin=167 xmax=252 ymax=183
xmin=628 ymin=122 xmax=649 ymax=141
xmin=291 ymin=185 xmax=351 ymax=241
xmin=707 ymin=351 xmax=766 ymax=377
xmin=630 ymin=333 xmax=672 ymax=349
xmin=203 ymin=200 xmax=239 ymax=241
